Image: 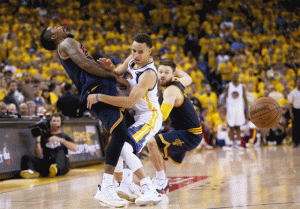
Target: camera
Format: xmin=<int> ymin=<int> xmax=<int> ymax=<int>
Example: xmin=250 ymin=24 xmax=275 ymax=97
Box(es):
xmin=30 ymin=118 xmax=49 ymax=138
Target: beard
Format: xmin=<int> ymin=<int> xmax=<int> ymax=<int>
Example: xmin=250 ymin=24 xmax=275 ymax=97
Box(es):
xmin=159 ymin=77 xmax=173 ymax=87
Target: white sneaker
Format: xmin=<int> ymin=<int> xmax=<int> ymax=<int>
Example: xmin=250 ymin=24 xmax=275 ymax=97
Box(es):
xmin=116 ymin=182 xmax=141 ymax=202
xmin=152 ymin=177 xmax=170 ymax=192
xmin=94 ymin=185 xmax=128 ymax=208
xmin=135 ymin=182 xmax=162 ymax=206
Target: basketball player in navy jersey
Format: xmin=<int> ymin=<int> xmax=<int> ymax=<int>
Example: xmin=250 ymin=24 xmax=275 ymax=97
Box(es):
xmin=147 ymin=59 xmax=203 ymax=191
xmin=40 ymin=26 xmax=130 ymax=208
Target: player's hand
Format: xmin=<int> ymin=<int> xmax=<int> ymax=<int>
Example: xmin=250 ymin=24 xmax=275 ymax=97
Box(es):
xmin=116 ymin=77 xmax=130 ymax=91
xmin=97 ymin=58 xmax=115 ymax=71
xmin=87 ymin=94 xmax=99 ymax=109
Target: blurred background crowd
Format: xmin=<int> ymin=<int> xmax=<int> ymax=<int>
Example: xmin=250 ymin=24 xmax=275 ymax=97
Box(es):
xmin=1 ymin=0 xmax=300 ymax=150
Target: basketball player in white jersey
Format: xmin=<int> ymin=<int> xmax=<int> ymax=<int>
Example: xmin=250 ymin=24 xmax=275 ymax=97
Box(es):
xmin=87 ymin=33 xmax=162 ymax=206
xmin=222 ymin=72 xmax=248 ymax=147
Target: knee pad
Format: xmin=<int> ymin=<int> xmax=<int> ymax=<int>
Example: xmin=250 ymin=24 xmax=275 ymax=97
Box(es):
xmin=120 ymin=142 xmax=142 ymax=173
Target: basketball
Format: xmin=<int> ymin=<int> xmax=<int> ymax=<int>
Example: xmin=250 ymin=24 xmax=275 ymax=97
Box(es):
xmin=249 ymin=97 xmax=282 ymax=129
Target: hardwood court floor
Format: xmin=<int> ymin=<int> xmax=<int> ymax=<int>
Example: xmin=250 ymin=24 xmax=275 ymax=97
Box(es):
xmin=1 ymin=145 xmax=300 ymax=209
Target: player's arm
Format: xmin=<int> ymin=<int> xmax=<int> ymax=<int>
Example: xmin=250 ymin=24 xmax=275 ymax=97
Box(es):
xmin=174 ymin=68 xmax=193 ymax=87
xmin=243 ymin=84 xmax=248 ymax=112
xmin=87 ymin=70 xmax=156 ymax=109
xmin=113 ymin=55 xmax=133 ymax=76
xmin=97 ymin=55 xmax=133 ymax=76
xmin=160 ymin=85 xmax=181 ymax=121
xmin=60 ymin=38 xmax=119 ymax=80
xmin=222 ymin=84 xmax=229 ymax=108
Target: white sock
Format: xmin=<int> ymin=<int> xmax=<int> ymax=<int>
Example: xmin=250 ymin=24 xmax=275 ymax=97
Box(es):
xmin=156 ymin=170 xmax=166 ymax=180
xmin=102 ymin=173 xmax=114 ymax=189
xmin=121 ymin=168 xmax=133 ymax=185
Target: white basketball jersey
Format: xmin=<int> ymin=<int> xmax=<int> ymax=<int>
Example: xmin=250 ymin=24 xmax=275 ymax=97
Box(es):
xmin=227 ymin=82 xmax=244 ymax=108
xmin=226 ymin=82 xmax=246 ymax=126
xmin=125 ymin=58 xmax=162 ymax=124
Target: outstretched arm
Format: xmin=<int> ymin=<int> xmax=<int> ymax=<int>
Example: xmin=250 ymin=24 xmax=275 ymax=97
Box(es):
xmin=87 ymin=70 xmax=157 ymax=109
xmin=97 ymin=55 xmax=133 ymax=76
xmin=175 ymin=68 xmax=193 ymax=87
xmin=60 ymin=38 xmax=119 ymax=79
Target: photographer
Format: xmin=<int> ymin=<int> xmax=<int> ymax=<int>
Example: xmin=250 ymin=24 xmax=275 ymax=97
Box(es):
xmin=20 ymin=113 xmax=78 ymax=178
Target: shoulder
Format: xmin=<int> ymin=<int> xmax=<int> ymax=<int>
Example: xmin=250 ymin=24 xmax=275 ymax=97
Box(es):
xmin=59 ymin=38 xmax=79 ymax=50
xmin=138 ymin=69 xmax=157 ymax=81
xmin=164 ymin=84 xmax=182 ymax=96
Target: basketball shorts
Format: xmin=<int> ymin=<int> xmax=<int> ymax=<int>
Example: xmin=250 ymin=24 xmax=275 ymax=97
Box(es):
xmin=81 ymin=82 xmax=124 ymax=133
xmin=154 ymin=127 xmax=202 ymax=164
xmin=128 ymin=111 xmax=162 ymax=154
xmin=227 ymin=106 xmax=246 ymax=127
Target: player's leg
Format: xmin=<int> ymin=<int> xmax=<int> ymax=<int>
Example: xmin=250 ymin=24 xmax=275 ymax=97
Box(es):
xmin=118 ymin=142 xmax=162 ymax=206
xmin=93 ymin=108 xmax=129 ymax=207
xmin=147 ymin=136 xmax=165 ymax=172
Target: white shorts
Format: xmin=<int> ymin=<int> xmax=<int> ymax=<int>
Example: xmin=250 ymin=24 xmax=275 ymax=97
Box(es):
xmin=226 ymin=106 xmax=245 ymax=127
xmin=128 ymin=110 xmax=162 ymax=153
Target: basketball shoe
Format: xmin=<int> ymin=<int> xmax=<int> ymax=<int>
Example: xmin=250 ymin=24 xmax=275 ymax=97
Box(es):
xmin=135 ymin=177 xmax=162 ymax=206
xmin=116 ymin=182 xmax=141 ymax=202
xmin=152 ymin=177 xmax=170 ymax=192
xmin=48 ymin=164 xmax=57 ymax=177
xmin=94 ymin=185 xmax=128 ymax=208
xmin=20 ymin=169 xmax=40 ymax=179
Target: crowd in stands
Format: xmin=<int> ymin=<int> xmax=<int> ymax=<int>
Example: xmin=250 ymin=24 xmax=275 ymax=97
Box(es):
xmin=1 ymin=0 xmax=300 ymax=149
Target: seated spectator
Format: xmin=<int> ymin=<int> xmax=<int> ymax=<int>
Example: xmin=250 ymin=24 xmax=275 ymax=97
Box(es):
xmin=7 ymin=103 xmax=18 ymax=118
xmin=215 ymin=110 xmax=231 ymax=148
xmin=56 ymin=83 xmax=80 ymax=118
xmin=3 ymin=80 xmax=23 ymax=110
xmin=26 ymin=101 xmax=37 ymax=117
xmin=36 ymin=106 xmax=47 ymax=116
xmin=40 ymin=88 xmax=58 ymax=114
xmin=0 ymin=101 xmax=7 ymax=117
xmin=20 ymin=113 xmax=78 ymax=178
xmin=240 ymin=119 xmax=259 ymax=149
xmin=19 ymin=102 xmax=29 ymax=117
xmin=266 ymin=123 xmax=286 ymax=146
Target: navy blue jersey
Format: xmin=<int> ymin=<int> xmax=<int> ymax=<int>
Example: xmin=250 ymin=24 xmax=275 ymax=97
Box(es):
xmin=167 ymin=81 xmax=200 ymax=131
xmin=57 ymin=43 xmax=117 ymax=100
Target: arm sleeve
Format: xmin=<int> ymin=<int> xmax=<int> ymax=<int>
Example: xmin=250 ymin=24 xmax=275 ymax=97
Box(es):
xmin=160 ymin=102 xmax=173 ymax=121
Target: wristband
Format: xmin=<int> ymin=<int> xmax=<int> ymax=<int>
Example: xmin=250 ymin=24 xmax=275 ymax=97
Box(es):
xmin=96 ymin=94 xmax=100 ymax=102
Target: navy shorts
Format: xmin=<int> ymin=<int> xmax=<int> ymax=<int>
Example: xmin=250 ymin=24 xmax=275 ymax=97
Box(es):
xmin=155 ymin=128 xmax=202 ymax=164
xmin=81 ymin=80 xmax=124 ymax=133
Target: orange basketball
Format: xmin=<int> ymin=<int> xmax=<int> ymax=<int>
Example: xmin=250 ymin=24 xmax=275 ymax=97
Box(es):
xmin=249 ymin=97 xmax=282 ymax=129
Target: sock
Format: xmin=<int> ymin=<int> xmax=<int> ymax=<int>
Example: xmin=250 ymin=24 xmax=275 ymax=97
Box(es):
xmin=156 ymin=170 xmax=166 ymax=180
xmin=121 ymin=168 xmax=133 ymax=185
xmin=102 ymin=173 xmax=114 ymax=189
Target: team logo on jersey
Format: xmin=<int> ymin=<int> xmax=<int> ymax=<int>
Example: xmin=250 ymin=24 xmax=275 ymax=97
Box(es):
xmin=231 ymin=91 xmax=239 ymax=98
xmin=123 ymin=71 xmax=133 ymax=79
xmin=172 ymin=139 xmax=184 ymax=146
xmin=81 ymin=46 xmax=90 ymax=58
